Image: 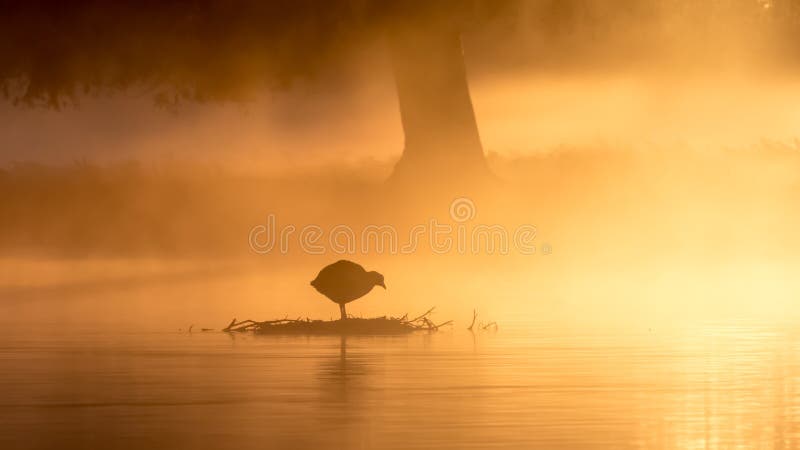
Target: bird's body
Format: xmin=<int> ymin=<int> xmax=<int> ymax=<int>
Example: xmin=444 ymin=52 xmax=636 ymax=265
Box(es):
xmin=311 ymin=260 xmax=386 ymax=320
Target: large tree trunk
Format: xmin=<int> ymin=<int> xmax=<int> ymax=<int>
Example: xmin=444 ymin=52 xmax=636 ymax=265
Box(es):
xmin=388 ymin=24 xmax=489 ymax=184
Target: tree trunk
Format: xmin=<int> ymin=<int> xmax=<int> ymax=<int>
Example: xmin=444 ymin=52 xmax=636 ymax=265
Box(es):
xmin=388 ymin=23 xmax=489 ymax=184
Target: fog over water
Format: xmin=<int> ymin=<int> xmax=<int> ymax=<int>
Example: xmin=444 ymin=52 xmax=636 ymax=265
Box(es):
xmin=2 ymin=70 xmax=799 ymax=170
xmin=2 ymin=2 xmax=800 ymax=448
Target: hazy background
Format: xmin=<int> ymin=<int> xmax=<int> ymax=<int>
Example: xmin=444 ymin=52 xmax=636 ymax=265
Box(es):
xmin=1 ymin=0 xmax=800 ymax=332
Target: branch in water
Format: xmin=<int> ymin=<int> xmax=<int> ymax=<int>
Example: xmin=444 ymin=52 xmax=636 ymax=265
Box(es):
xmin=467 ymin=309 xmax=478 ymax=331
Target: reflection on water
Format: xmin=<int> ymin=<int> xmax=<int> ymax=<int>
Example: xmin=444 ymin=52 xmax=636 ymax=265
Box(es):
xmin=1 ymin=321 xmax=799 ymax=449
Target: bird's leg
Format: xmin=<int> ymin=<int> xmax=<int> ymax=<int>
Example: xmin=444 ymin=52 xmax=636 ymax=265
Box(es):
xmin=340 ymin=304 xmax=347 ymax=321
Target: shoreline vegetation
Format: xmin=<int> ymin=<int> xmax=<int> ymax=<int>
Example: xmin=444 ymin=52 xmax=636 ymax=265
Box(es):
xmin=222 ymin=307 xmax=454 ymax=335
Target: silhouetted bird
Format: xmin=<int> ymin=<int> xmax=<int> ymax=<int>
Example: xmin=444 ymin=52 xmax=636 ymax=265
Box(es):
xmin=311 ymin=260 xmax=386 ymax=320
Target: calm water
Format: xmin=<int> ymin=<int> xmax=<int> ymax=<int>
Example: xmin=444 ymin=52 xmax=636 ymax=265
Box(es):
xmin=1 ymin=321 xmax=799 ymax=450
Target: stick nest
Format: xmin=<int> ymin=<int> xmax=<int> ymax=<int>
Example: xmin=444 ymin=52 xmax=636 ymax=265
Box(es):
xmin=223 ymin=307 xmax=451 ymax=335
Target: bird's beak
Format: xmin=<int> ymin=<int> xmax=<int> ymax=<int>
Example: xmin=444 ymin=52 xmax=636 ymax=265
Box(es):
xmin=378 ymin=281 xmax=386 ymax=289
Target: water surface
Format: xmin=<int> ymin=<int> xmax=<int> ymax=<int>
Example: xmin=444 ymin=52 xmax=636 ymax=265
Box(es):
xmin=1 ymin=320 xmax=798 ymax=449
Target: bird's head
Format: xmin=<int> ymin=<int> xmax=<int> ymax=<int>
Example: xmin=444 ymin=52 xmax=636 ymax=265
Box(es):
xmin=369 ymin=271 xmax=386 ymax=290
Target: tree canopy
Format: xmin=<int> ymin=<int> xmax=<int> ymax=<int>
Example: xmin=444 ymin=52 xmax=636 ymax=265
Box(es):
xmin=0 ymin=0 xmax=494 ymax=107
xmin=1 ymin=0 xmax=797 ymax=108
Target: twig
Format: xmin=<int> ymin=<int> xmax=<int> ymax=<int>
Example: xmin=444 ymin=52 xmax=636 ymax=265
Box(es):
xmin=435 ymin=320 xmax=454 ymax=328
xmin=408 ymin=307 xmax=436 ymax=323
xmin=467 ymin=309 xmax=478 ymax=331
xmin=224 ymin=318 xmax=237 ymax=331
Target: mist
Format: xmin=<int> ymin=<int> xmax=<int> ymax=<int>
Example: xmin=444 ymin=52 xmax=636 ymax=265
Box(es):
xmin=2 ymin=0 xmax=800 ymax=330
xmin=5 ymin=4 xmax=800 ymax=450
